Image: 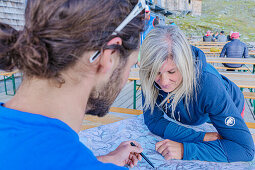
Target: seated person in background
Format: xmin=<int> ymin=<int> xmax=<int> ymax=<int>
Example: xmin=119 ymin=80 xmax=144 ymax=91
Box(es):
xmin=139 ymin=25 xmax=254 ymax=162
xmin=203 ymin=31 xmax=214 ymax=42
xmin=217 ymin=31 xmax=227 ymax=42
xmin=220 ymin=32 xmax=249 ymax=69
xmin=227 ymin=31 xmax=233 ymax=41
xmin=212 ymin=31 xmax=219 ymax=41
xmin=0 ymin=0 xmax=145 ymax=169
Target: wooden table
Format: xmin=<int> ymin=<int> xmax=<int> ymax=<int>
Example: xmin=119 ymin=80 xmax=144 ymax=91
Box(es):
xmin=206 ymin=57 xmax=255 ymax=65
xmin=198 ymin=46 xmax=224 ymax=49
xmin=79 ymin=114 xmax=255 ymax=169
xmin=203 ymin=52 xmax=255 ymax=57
xmin=221 ymin=72 xmax=255 ymax=80
xmin=207 ymin=57 xmax=255 ymax=73
xmin=191 ymin=42 xmax=227 ymax=46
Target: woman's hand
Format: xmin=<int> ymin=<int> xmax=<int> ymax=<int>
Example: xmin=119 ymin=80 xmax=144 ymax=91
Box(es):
xmin=97 ymin=141 xmax=143 ymax=168
xmin=203 ymin=132 xmax=222 ymax=142
xmin=155 ymin=139 xmax=183 ymax=160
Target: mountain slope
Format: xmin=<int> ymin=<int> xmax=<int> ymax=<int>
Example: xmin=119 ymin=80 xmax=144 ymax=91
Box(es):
xmin=171 ymin=0 xmax=255 ymax=42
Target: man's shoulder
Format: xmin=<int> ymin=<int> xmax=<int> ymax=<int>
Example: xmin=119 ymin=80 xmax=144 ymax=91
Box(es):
xmin=239 ymin=41 xmax=247 ymax=47
xmin=224 ymin=41 xmax=233 ymax=47
xmin=0 ymin=128 xmax=120 ymax=169
xmin=229 ymin=40 xmax=247 ymax=47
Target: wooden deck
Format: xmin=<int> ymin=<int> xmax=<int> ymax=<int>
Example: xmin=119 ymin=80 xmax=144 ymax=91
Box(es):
xmin=111 ymin=81 xmax=143 ymax=110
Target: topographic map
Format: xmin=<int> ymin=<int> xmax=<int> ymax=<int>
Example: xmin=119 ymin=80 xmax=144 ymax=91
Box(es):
xmin=79 ymin=115 xmax=255 ymax=170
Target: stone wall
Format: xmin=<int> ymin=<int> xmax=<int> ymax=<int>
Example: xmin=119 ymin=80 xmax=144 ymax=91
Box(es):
xmin=192 ymin=0 xmax=202 ymax=16
xmin=0 ymin=0 xmax=202 ymax=30
xmin=0 ymin=0 xmax=26 ymax=30
xmin=153 ymin=0 xmax=202 ymax=16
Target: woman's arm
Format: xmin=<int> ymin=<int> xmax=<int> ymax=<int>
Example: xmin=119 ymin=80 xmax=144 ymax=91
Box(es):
xmin=142 ymin=95 xmax=206 ymax=143
xmin=183 ymin=74 xmax=254 ymax=162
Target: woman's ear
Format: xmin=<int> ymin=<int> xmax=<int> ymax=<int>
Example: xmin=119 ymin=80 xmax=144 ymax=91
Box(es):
xmin=97 ymin=37 xmax=122 ymax=74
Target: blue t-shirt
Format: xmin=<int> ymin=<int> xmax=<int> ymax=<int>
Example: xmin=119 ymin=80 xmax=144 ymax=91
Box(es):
xmin=0 ymin=104 xmax=125 ymax=170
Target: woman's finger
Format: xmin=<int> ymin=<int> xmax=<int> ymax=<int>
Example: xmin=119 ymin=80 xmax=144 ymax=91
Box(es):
xmin=156 ymin=142 xmax=167 ymax=154
xmin=161 ymin=148 xmax=169 ymax=157
xmin=164 ymin=152 xmax=172 ymax=160
xmin=155 ymin=139 xmax=170 ymax=150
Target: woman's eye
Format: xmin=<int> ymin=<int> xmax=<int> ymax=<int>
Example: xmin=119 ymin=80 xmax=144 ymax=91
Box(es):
xmin=168 ymin=71 xmax=175 ymax=74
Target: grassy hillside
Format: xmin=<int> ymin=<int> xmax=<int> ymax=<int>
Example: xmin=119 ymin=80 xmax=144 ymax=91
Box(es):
xmin=170 ymin=0 xmax=255 ymax=42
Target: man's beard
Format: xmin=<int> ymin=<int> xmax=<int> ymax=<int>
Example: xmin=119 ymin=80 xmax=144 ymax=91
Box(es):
xmin=85 ymin=66 xmax=123 ymax=117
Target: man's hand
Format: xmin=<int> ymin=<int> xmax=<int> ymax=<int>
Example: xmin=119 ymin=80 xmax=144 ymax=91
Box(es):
xmin=203 ymin=132 xmax=222 ymax=142
xmin=155 ymin=139 xmax=183 ymax=160
xmin=97 ymin=141 xmax=143 ymax=168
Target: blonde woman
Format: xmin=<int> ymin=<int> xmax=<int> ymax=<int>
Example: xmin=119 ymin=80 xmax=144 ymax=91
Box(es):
xmin=140 ymin=26 xmax=254 ymax=162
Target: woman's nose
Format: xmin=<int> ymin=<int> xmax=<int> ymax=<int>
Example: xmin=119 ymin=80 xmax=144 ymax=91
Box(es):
xmin=160 ymin=74 xmax=169 ymax=86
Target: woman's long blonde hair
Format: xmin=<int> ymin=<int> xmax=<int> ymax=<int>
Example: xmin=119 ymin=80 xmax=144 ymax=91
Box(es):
xmin=140 ymin=25 xmax=197 ymax=116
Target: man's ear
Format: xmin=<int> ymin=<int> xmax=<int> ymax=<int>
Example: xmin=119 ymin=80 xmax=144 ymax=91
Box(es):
xmin=97 ymin=37 xmax=122 ymax=74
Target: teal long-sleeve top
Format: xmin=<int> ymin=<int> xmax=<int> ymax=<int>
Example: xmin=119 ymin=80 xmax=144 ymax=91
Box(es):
xmin=142 ymin=46 xmax=254 ymax=162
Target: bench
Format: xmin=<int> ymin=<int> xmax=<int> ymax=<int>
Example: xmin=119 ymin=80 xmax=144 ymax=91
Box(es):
xmin=207 ymin=57 xmax=255 ymax=73
xmin=204 ymin=52 xmax=221 ymax=54
xmin=243 ymin=92 xmax=255 ymax=99
xmin=191 ymin=43 xmax=227 ymax=46
xmin=197 ymin=46 xmax=224 ymax=49
xmin=243 ymin=92 xmax=255 ymax=114
xmin=215 ymin=66 xmax=250 ymax=71
xmin=0 ymin=70 xmax=19 ymax=96
xmin=109 ymin=107 xmax=142 ymax=115
xmin=203 ymin=51 xmax=255 ymax=57
xmin=220 ymin=72 xmax=255 ymax=79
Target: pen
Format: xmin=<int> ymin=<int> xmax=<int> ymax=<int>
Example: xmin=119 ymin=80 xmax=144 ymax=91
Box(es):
xmin=130 ymin=142 xmax=155 ymax=168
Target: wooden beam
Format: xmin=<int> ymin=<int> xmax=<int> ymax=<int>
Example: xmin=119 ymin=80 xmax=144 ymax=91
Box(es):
xmin=246 ymin=122 xmax=255 ymax=129
xmin=110 ymin=107 xmax=143 ymax=115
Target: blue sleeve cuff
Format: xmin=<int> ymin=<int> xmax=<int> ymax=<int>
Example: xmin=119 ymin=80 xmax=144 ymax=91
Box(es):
xmin=199 ymin=132 xmax=206 ymax=142
xmin=183 ymin=141 xmax=229 ymax=162
xmin=163 ymin=122 xmax=206 ymax=143
xmin=183 ymin=142 xmax=195 ymax=160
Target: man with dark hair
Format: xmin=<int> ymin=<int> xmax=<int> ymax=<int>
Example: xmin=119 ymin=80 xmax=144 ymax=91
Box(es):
xmin=217 ymin=31 xmax=227 ymax=42
xmin=220 ymin=32 xmax=249 ymax=69
xmin=0 ymin=0 xmax=146 ymax=169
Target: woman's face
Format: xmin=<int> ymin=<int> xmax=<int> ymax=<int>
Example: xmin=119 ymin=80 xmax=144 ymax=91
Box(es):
xmin=155 ymin=58 xmax=183 ymax=93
